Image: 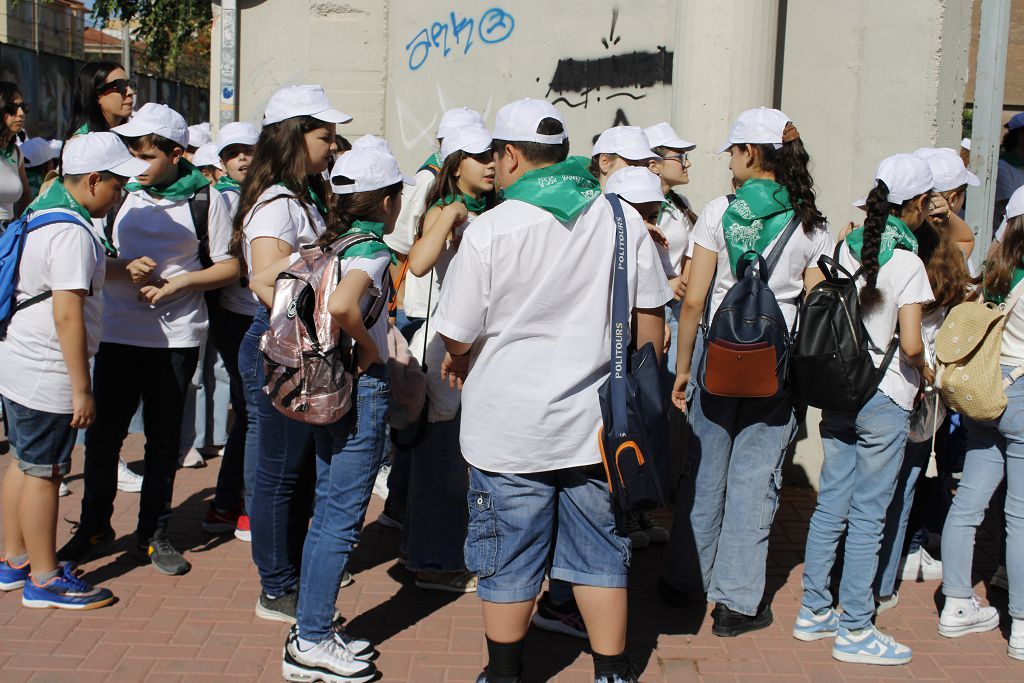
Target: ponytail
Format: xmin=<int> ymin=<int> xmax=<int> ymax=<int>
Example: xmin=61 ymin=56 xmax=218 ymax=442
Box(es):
xmin=859 ymin=181 xmax=891 ymax=310
xmin=756 ymin=133 xmax=825 ymax=232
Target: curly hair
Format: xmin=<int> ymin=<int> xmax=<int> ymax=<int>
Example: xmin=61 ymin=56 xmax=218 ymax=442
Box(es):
xmin=750 ymin=136 xmax=825 ymax=233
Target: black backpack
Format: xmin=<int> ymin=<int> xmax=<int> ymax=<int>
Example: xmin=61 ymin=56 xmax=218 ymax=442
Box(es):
xmin=790 ymin=240 xmax=897 ymax=412
xmin=697 ymin=198 xmax=800 ymax=399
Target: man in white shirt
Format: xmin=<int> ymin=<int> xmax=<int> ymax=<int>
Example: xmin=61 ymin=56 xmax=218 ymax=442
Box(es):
xmin=434 ymin=98 xmax=671 ymax=683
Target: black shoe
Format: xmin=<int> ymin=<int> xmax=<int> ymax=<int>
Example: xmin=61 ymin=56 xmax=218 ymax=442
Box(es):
xmin=711 ymin=602 xmax=773 ymax=637
xmin=595 ymin=674 xmax=638 ymax=683
xmin=657 ymin=577 xmax=707 ymax=607
xmin=56 ymin=523 xmax=115 ymax=564
xmin=475 ymin=671 xmax=522 ymax=683
xmin=140 ymin=530 xmax=191 ymax=576
xmin=531 ymin=590 xmax=588 ymax=639
xmin=256 ymin=588 xmax=298 ymax=624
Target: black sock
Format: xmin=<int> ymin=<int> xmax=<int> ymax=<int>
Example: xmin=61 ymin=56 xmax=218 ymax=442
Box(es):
xmin=593 ymin=651 xmax=632 ymax=679
xmin=485 ymin=637 xmax=524 ymax=680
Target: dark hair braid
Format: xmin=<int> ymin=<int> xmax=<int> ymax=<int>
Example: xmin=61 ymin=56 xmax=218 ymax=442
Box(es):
xmin=859 ymin=181 xmax=891 ymax=310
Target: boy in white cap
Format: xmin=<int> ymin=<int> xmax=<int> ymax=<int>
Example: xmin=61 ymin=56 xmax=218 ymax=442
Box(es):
xmin=434 ymin=98 xmax=671 ymax=683
xmin=58 ymin=103 xmax=239 ymax=576
xmin=0 ymin=132 xmax=148 ymax=610
xmin=589 ymin=125 xmax=661 ymax=188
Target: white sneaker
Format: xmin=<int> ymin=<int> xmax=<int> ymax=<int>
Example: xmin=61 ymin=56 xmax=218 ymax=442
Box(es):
xmin=282 ymin=629 xmax=377 ymax=682
xmin=178 ymin=448 xmax=205 ymax=469
xmin=329 ymin=623 xmax=376 ymax=661
xmin=991 ymin=564 xmax=1009 ymax=591
xmin=900 ymin=547 xmax=942 ymax=582
xmin=1010 ymin=618 xmax=1023 ymax=661
xmin=938 ymin=594 xmax=1000 ymax=638
xmin=832 ymin=625 xmax=912 ymax=665
xmin=117 ymin=459 xmax=143 ymax=493
xmin=622 ymin=512 xmax=650 ymax=549
xmin=58 ymin=482 xmax=71 ymax=497
xmin=875 ymin=592 xmax=900 ymax=616
xmin=372 ymin=462 xmax=390 ymax=501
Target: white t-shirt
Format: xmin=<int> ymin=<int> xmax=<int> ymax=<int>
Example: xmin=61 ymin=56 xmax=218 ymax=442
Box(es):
xmin=996 ymin=159 xmax=1024 ymax=202
xmin=341 ymin=253 xmax=392 ymax=360
xmin=102 ymin=186 xmax=233 ymax=348
xmin=657 ymin=195 xmax=693 ymax=278
xmin=999 ymin=280 xmax=1024 ymax=367
xmin=0 ymin=212 xmax=105 ymax=412
xmin=214 ymin=187 xmax=258 ymax=317
xmin=692 ymin=195 xmax=834 ymax=329
xmin=0 ymin=146 xmax=23 ymax=221
xmin=837 ymin=247 xmax=934 ymax=410
xmin=241 ymin=185 xmax=326 ymax=280
xmin=434 ymin=196 xmax=673 ymax=474
xmin=385 ymin=167 xmax=440 ymax=318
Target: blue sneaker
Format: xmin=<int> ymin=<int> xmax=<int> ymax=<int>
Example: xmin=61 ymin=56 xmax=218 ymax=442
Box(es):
xmin=832 ymin=625 xmax=912 ymax=665
xmin=22 ymin=563 xmax=114 ymax=610
xmin=0 ymin=557 xmax=30 ymax=590
xmin=793 ymin=605 xmax=839 ymax=641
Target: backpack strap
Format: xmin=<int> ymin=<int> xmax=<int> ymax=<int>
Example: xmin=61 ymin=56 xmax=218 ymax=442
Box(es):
xmin=191 ymin=186 xmax=213 ymax=269
xmin=12 ymin=210 xmax=97 ymax=315
xmin=761 ymin=212 xmax=802 ymax=280
xmin=605 ymin=193 xmax=631 ymax=435
xmin=699 ymin=195 xmax=737 ymax=335
xmin=388 ymin=259 xmax=410 ymax=316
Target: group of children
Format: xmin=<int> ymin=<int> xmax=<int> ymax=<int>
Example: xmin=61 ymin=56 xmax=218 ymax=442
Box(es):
xmin=0 ymin=57 xmax=1022 ymax=682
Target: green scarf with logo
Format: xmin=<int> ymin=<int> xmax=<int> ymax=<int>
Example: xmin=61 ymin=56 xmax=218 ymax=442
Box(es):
xmin=419 ymin=151 xmax=442 ymax=174
xmin=125 ymin=159 xmax=209 ymax=201
xmin=74 ymin=122 xmax=90 ymax=136
xmin=26 ymin=178 xmax=93 ymax=224
xmin=501 ymin=157 xmax=601 ymax=222
xmin=214 ymin=175 xmax=241 ymax=194
xmin=721 ymin=178 xmax=795 ymax=276
xmin=338 ymin=220 xmax=397 ymax=265
xmin=432 ymin=193 xmax=487 ymax=213
xmin=846 ymin=215 xmax=919 ymax=268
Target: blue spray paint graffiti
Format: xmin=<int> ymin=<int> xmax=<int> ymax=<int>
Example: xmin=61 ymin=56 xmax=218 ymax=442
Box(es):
xmin=405 ymin=7 xmax=515 ymax=71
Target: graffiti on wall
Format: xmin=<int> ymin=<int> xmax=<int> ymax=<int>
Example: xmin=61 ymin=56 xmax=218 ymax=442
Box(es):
xmin=404 ymin=7 xmax=515 ymax=71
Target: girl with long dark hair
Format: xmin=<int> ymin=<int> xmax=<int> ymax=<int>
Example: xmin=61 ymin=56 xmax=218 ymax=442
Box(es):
xmin=0 ymin=81 xmax=29 ymax=220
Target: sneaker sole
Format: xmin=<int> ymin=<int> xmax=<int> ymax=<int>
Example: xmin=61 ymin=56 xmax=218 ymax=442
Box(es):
xmin=938 ymin=613 xmax=1000 ymax=638
xmin=712 ymin=611 xmax=774 ymax=638
xmin=22 ymin=595 xmax=114 ymax=610
xmin=282 ymin=650 xmax=376 ymax=683
xmin=414 ymin=579 xmax=477 ymax=594
xmin=530 ymin=613 xmax=588 ymax=640
xmin=792 ymin=627 xmax=838 ymax=642
xmin=1009 ymin=645 xmax=1024 ymax=661
xmin=832 ymin=649 xmax=912 ymax=666
xmin=0 ymin=580 xmax=26 ymax=590
xmin=149 ymin=557 xmax=191 ymax=577
xmin=116 ymin=482 xmax=143 ymax=493
xmin=340 ymin=574 xmax=354 ymax=589
xmin=234 ymin=529 xmax=252 ymax=542
xmin=256 ymin=598 xmax=297 ymax=625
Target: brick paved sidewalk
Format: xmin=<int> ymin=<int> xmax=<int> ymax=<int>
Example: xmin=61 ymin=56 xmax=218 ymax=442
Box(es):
xmin=0 ymin=434 xmax=1019 ymax=682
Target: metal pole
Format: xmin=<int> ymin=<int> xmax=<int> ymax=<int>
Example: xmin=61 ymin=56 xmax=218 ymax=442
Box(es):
xmin=121 ymin=19 xmax=131 ymax=76
xmin=219 ymin=0 xmax=239 ymax=129
xmin=966 ymin=0 xmax=1011 ymax=272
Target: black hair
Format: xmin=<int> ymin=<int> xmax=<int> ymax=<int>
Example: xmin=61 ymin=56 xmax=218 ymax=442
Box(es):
xmin=748 ymin=136 xmax=825 ymax=233
xmin=63 ymin=170 xmax=119 ymax=184
xmin=1003 ymin=127 xmax=1024 ymax=154
xmin=492 ymin=117 xmax=569 ymax=166
xmin=123 ymin=133 xmax=182 ymax=156
xmin=335 ymin=134 xmax=352 ymax=153
xmin=64 ymin=61 xmax=126 ymax=139
xmin=320 ymin=182 xmax=403 ymax=248
xmin=859 ymin=181 xmax=891 ymax=309
xmin=0 ymin=81 xmax=21 ymax=146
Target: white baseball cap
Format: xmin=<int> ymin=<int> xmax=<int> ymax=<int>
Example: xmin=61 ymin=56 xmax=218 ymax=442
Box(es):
xmin=329 ymin=147 xmax=415 ymax=195
xmin=192 ymin=142 xmax=222 ymax=170
xmin=716 ymin=108 xmax=791 ymax=153
xmin=592 ymin=126 xmax=660 ymax=161
xmin=351 ymin=134 xmax=393 ymax=155
xmin=492 ymin=98 xmax=567 ymax=145
xmin=263 ymin=85 xmax=352 ymax=126
xmin=912 ymin=147 xmax=979 ymax=192
xmin=606 ymin=167 xmax=665 ymax=205
xmin=112 ymin=102 xmax=189 ymax=148
xmin=1006 ymin=113 xmax=1024 ymax=131
xmin=187 ymin=122 xmax=212 ymax=148
xmin=437 ymin=107 xmax=485 ymax=139
xmin=643 ymin=122 xmax=696 ymax=151
xmin=996 ymin=186 xmax=1024 ymax=241
xmin=216 ymin=122 xmax=259 ymax=156
xmin=440 ymin=125 xmax=493 ymax=161
xmin=62 ymin=132 xmax=151 ymax=177
xmin=875 ymin=153 xmax=934 ymax=204
xmin=20 ymin=137 xmax=60 ymax=167
xmin=961 ymin=137 xmax=971 ymax=151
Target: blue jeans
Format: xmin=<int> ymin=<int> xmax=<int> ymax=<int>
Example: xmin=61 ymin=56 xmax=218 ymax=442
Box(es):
xmin=1 ymin=396 xmax=77 ymax=478
xmin=942 ymin=366 xmax=1024 ymax=618
xmin=180 ymin=336 xmax=230 ymax=450
xmin=241 ymin=306 xmax=315 ymax=596
xmin=802 ymin=390 xmax=910 ymax=630
xmin=661 ymin=300 xmax=682 ymax=390
xmin=667 ymin=381 xmax=795 ymax=616
xmin=402 ymin=413 xmax=468 ymax=572
xmin=208 ymin=304 xmax=253 ymax=512
xmin=297 ymin=366 xmax=390 ymax=642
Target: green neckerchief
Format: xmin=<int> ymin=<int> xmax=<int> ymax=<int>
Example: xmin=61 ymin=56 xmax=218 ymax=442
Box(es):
xmin=419 ymin=150 xmax=442 ymax=173
xmin=846 ymin=215 xmax=919 ymax=268
xmin=26 ymin=177 xmax=93 ymax=224
xmin=214 ymin=175 xmax=241 ymax=193
xmin=340 ymin=220 xmax=397 ymax=265
xmin=984 ymin=267 xmax=1024 ymax=305
xmin=26 ymin=169 xmax=43 ymax=199
xmin=74 ymin=122 xmax=90 ymax=135
xmin=0 ymin=140 xmax=17 ymax=164
xmin=721 ymin=178 xmax=795 ymax=276
xmin=1001 ymin=149 xmax=1024 ymax=169
xmin=125 ymin=158 xmax=209 ymax=201
xmin=432 ymin=192 xmax=487 ymax=213
xmin=500 ymin=157 xmax=601 ymax=222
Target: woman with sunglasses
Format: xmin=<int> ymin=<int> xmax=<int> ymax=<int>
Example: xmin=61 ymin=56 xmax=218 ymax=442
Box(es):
xmin=64 ymin=61 xmax=136 ymax=140
xmin=0 ymin=81 xmax=29 ymax=222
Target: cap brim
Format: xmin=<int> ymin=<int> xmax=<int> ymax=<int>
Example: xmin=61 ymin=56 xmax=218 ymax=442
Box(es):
xmin=851 ymin=198 xmax=867 ymax=210
xmin=619 ymin=190 xmax=666 ymax=205
xmin=111 ymin=120 xmax=155 ymax=138
xmin=716 ymin=141 xmax=733 ymax=154
xmin=217 ymin=138 xmax=259 ymax=156
xmin=108 ymin=156 xmax=151 ymax=178
xmin=658 ymin=136 xmax=697 ymax=152
xmin=312 ymin=107 xmax=353 ymax=124
xmin=618 ymin=146 xmax=661 ymax=161
xmin=965 ymin=171 xmax=980 ymax=187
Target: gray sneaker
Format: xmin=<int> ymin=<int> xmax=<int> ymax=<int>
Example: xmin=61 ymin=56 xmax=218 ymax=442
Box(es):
xmin=140 ymin=531 xmax=191 ymax=576
xmin=256 ymin=588 xmax=298 ymax=624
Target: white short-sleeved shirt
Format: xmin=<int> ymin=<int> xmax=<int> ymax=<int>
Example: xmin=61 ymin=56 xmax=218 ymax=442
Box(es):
xmin=1000 ymin=280 xmax=1024 ymax=367
xmin=102 ymin=186 xmax=233 ymax=348
xmin=341 ymin=253 xmax=392 ymax=359
xmin=434 ymin=197 xmax=673 ymax=474
xmin=692 ymin=195 xmax=834 ymax=329
xmin=385 ymin=168 xmax=440 ymax=318
xmin=837 ymin=247 xmax=934 ymax=410
xmin=996 ymin=159 xmax=1024 ymax=202
xmin=0 ymin=213 xmax=106 ymax=412
xmin=657 ymin=196 xmax=693 ymax=278
xmin=214 ymin=187 xmax=258 ymax=317
xmin=0 ymin=147 xmax=23 ymax=221
xmin=241 ymin=185 xmax=326 ymax=279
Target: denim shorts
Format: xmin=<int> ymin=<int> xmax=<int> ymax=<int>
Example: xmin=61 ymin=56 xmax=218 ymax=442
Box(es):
xmin=465 ymin=464 xmax=631 ymax=603
xmin=1 ymin=396 xmax=76 ymax=478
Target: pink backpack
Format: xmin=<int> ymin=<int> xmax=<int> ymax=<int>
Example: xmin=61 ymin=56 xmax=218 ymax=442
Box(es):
xmin=261 ymin=233 xmax=391 ymax=425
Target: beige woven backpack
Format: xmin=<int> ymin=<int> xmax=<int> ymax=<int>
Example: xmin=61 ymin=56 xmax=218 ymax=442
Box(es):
xmin=934 ymin=280 xmax=1024 ymax=421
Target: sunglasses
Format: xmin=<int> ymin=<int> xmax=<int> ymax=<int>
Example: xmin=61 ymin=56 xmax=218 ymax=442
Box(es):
xmin=661 ymin=153 xmax=688 ymax=165
xmin=3 ymin=101 xmax=28 ymax=115
xmin=99 ymin=79 xmax=137 ymax=97
xmin=466 ymin=150 xmax=495 ymax=164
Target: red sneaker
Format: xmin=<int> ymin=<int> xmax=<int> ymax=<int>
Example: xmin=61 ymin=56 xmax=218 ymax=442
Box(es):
xmin=234 ymin=514 xmax=251 ymax=542
xmin=202 ymin=503 xmax=240 ymax=534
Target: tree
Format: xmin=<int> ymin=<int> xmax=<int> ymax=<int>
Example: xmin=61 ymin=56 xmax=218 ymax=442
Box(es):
xmin=91 ymin=0 xmax=213 ymax=69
